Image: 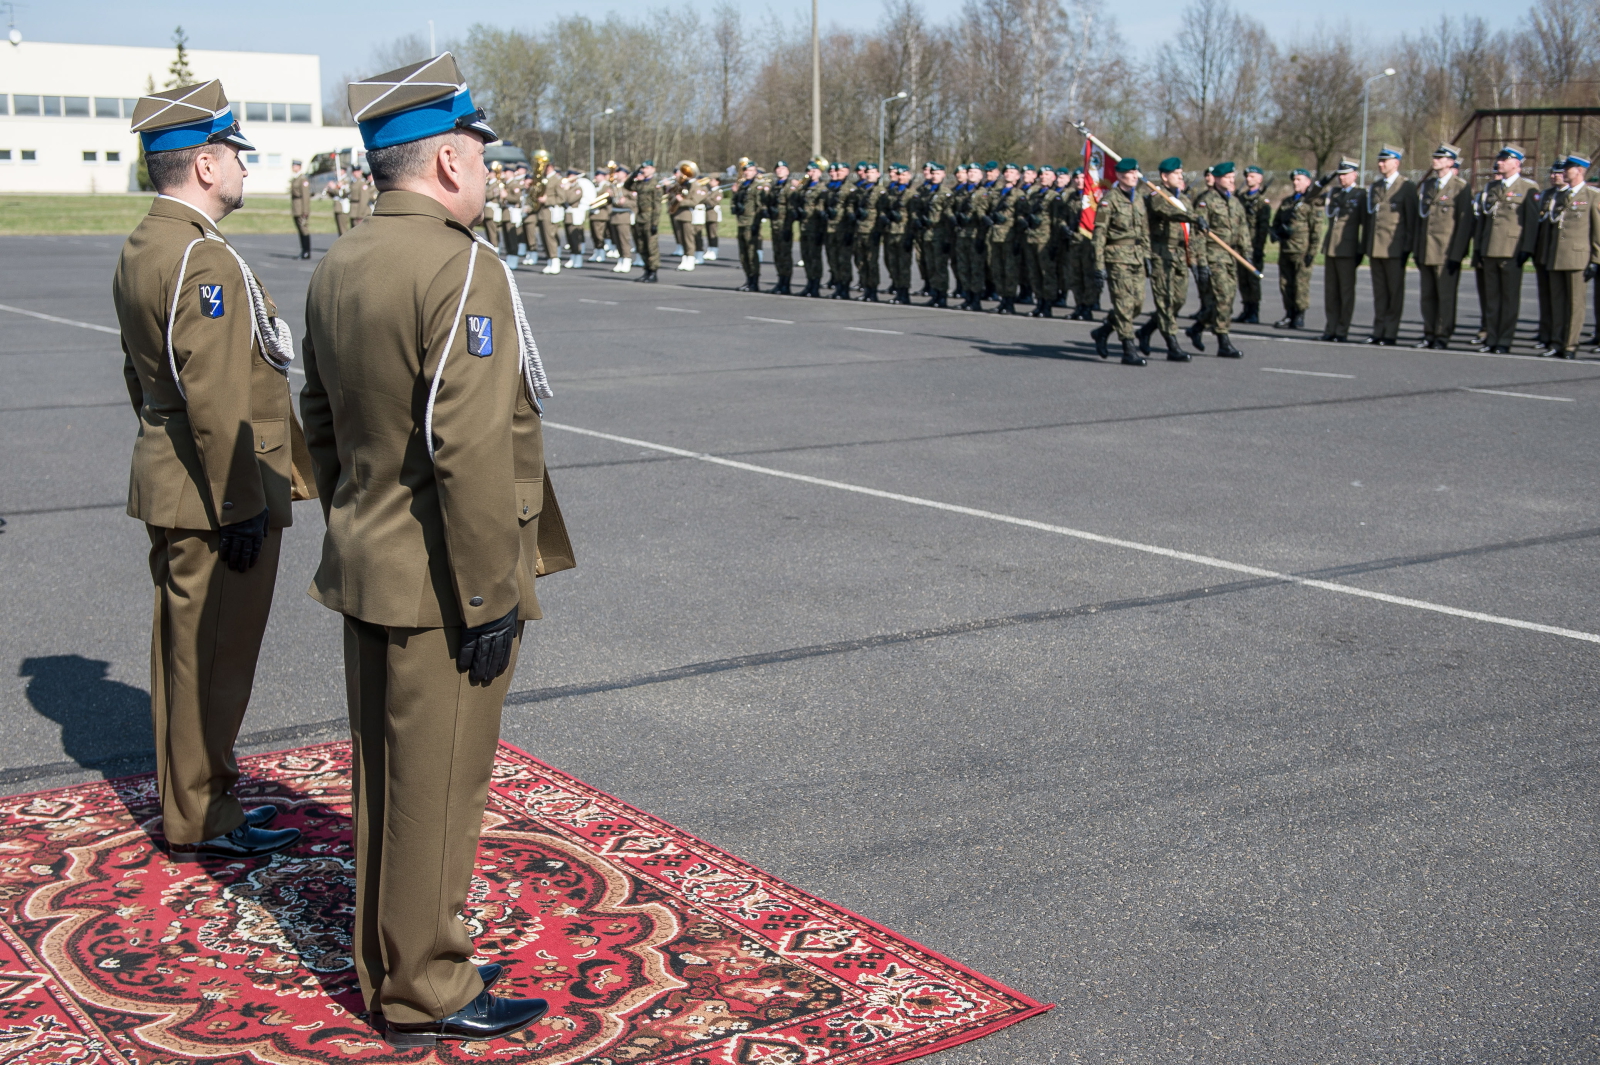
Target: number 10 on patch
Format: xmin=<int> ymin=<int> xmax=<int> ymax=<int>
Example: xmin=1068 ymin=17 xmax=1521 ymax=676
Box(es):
xmin=467 ymin=315 xmax=493 ymax=356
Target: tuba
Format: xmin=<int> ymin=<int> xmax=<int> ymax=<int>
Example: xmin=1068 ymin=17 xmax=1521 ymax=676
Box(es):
xmin=676 ymin=160 xmax=699 ymax=181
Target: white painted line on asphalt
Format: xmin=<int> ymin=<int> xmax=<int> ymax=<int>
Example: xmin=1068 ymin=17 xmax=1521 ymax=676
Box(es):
xmin=1260 ymin=367 xmax=1355 ymax=379
xmin=579 ymin=298 xmax=618 ymax=305
xmin=1462 ymin=387 xmax=1573 ymax=402
xmin=0 ymin=303 xmax=120 ymax=335
xmin=746 ymin=316 xmax=795 ymax=324
xmin=547 ymin=420 xmax=1600 ymax=647
xmin=657 ymin=306 xmax=700 ymax=314
xmin=846 ymin=326 xmax=904 ymax=335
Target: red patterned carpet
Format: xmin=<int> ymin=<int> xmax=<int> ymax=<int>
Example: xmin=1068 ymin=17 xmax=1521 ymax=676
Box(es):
xmin=0 ymin=742 xmax=1047 ymax=1064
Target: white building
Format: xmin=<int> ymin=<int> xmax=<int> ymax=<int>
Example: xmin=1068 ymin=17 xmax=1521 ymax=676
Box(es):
xmin=0 ymin=40 xmax=359 ymax=194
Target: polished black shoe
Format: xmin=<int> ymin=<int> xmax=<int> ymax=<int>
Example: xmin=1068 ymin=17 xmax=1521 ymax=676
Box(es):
xmin=1185 ymin=321 xmax=1206 ymax=353
xmin=1092 ymin=323 xmax=1112 ymax=359
xmin=244 ymin=805 xmax=279 ymax=828
xmin=1163 ymin=333 xmax=1189 ymax=361
xmin=385 ymin=991 xmax=549 ymax=1049
xmin=1217 ymin=335 xmax=1243 ymax=358
xmin=1120 ymin=338 xmax=1147 ymax=366
xmin=477 ymin=963 xmax=504 ymax=992
xmin=1381 ymin=338 xmax=1397 ymax=346
xmin=1560 ymin=349 xmax=1577 ymax=359
xmin=1433 ymin=338 xmax=1450 ymax=350
xmin=169 ymin=823 xmax=301 ymax=863
xmin=1318 ymin=333 xmax=1336 ymax=342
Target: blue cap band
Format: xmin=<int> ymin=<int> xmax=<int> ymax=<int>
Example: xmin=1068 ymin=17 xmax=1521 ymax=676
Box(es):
xmin=1568 ymin=154 xmax=1592 ymax=168
xmin=140 ymin=109 xmax=241 ymax=153
xmin=1499 ymin=146 xmax=1524 ymax=160
xmin=359 ymin=88 xmax=480 ymax=150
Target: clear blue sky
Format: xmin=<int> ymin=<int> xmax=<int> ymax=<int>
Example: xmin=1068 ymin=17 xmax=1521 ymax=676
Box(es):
xmin=12 ymin=0 xmax=1527 ymax=105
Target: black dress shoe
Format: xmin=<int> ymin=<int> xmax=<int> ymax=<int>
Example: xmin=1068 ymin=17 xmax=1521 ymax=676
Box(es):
xmin=478 ymin=963 xmax=503 ymax=992
xmin=169 ymin=823 xmax=301 ymax=863
xmin=386 ymin=991 xmax=549 ymax=1048
xmin=244 ymin=805 xmax=279 ymax=828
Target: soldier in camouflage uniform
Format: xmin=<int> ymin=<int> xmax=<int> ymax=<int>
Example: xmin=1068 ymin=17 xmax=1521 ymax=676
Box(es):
xmin=1235 ymin=166 xmax=1271 ymax=322
xmin=1090 ymin=157 xmax=1150 ymax=366
xmin=984 ymin=163 xmax=1026 ymax=314
xmin=1268 ymin=168 xmax=1328 ymax=330
xmin=1063 ymin=170 xmax=1102 ymax=319
xmin=1187 ymin=166 xmax=1217 ymax=324
xmin=824 ymin=161 xmax=854 ymax=299
xmin=1184 ymin=161 xmax=1246 ymax=357
xmin=879 ymin=164 xmax=916 ymax=304
xmin=953 ymin=165 xmax=984 ymax=309
xmin=731 ymin=160 xmax=767 ymax=291
xmin=849 ymin=162 xmax=885 ymax=301
xmin=626 ymin=160 xmax=662 ymax=282
xmin=765 ymin=161 xmax=799 ymax=294
xmin=1022 ymin=166 xmax=1058 ymax=317
xmin=1136 ymin=157 xmax=1193 ymax=361
xmin=915 ymin=162 xmax=954 ymax=307
xmin=797 ymin=159 xmax=828 ymax=297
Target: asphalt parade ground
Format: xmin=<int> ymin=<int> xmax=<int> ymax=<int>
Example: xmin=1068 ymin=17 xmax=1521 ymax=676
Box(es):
xmin=3 ymin=231 xmax=1599 ymax=1063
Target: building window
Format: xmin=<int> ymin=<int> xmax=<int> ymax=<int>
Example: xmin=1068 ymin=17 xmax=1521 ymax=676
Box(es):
xmin=271 ymin=102 xmax=287 ymax=122
xmin=289 ymin=103 xmax=311 ymax=123
xmin=41 ymin=97 xmax=61 ymax=117
xmin=245 ymin=152 xmax=260 ymax=164
xmin=64 ymin=96 xmax=90 ymax=117
xmin=94 ymin=97 xmax=119 ymax=118
xmin=83 ymin=150 xmax=98 ymax=162
xmin=0 ymin=150 xmax=11 ymax=161
xmin=122 ymin=98 xmax=138 ymax=117
xmin=21 ymin=150 xmax=36 ymax=162
xmin=106 ymin=150 xmax=121 ymax=162
xmin=267 ymin=153 xmax=282 ymax=167
xmin=0 ymin=96 xmax=7 ymax=116
xmin=245 ymin=101 xmax=268 ymax=122
xmin=13 ymin=95 xmax=40 ymax=116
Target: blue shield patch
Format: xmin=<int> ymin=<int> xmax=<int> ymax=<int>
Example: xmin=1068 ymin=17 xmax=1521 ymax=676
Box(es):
xmin=198 ymin=284 xmax=224 ymax=319
xmin=466 ymin=315 xmax=494 ymax=356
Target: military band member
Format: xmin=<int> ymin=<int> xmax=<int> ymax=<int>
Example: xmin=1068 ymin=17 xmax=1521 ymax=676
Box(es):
xmin=1473 ymin=145 xmax=1539 ymax=353
xmin=523 ymin=149 xmax=550 ymax=264
xmin=564 ymin=169 xmax=591 ymax=268
xmin=482 ymin=161 xmax=503 ymax=247
xmin=797 ymin=159 xmax=828 ymax=297
xmin=702 ymin=175 xmax=725 ymax=260
xmin=916 ymin=161 xmax=953 ymax=307
xmin=1363 ymin=145 xmax=1417 ymax=344
xmin=1542 ymin=155 xmax=1600 ymax=359
xmin=1534 ymin=161 xmax=1565 ymax=348
xmin=669 ymin=161 xmax=707 ymax=271
xmin=1022 ymin=166 xmax=1058 ymax=317
xmin=731 ymin=159 xmax=766 ymax=291
xmin=1090 ymin=157 xmax=1150 ymax=366
xmin=587 ymin=166 xmax=613 ymax=262
xmin=823 ymin=160 xmax=853 ymax=298
xmin=1137 ymin=157 xmax=1192 ymax=361
xmin=1236 ymin=165 xmax=1270 ymax=322
xmin=765 ymin=160 xmax=799 ymax=294
xmin=507 ymin=163 xmax=531 ymax=261
xmin=1413 ymin=143 xmax=1474 ymax=349
xmin=114 ymin=80 xmax=306 ymax=864
xmin=290 ymin=159 xmax=312 ymax=259
xmin=1269 ymin=169 xmax=1327 ymax=330
xmin=627 ymin=160 xmax=662 ymax=282
xmin=607 ymin=165 xmax=637 ymax=273
xmin=533 ymin=156 xmax=567 ymax=274
xmin=1320 ymin=158 xmax=1366 ymax=341
xmin=304 ymin=53 xmax=571 ymax=1048
xmin=1185 ymin=161 xmax=1246 ymax=357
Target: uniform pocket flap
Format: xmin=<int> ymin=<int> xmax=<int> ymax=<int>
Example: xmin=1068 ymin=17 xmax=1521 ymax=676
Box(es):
xmin=516 ymin=479 xmax=543 ymax=524
xmin=253 ymin=420 xmax=287 ymax=454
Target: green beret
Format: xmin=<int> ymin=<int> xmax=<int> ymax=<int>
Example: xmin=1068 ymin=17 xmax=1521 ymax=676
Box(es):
xmin=1158 ymin=156 xmax=1181 ymax=174
xmin=1212 ymin=161 xmax=1236 ymax=177
xmin=984 ymin=160 xmax=999 ymax=170
xmin=1292 ymin=168 xmax=1311 ymax=178
xmin=1114 ymin=157 xmax=1139 ymax=173
xmin=1245 ymin=165 xmax=1263 ymax=175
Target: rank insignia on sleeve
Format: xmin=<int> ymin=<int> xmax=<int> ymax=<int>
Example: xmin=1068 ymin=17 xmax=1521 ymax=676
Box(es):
xmin=466 ymin=315 xmax=494 ymax=356
xmin=198 ymin=284 xmax=224 ymax=319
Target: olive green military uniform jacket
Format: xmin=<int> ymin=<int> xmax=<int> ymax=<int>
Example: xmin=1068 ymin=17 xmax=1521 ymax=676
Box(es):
xmin=352 ymin=174 xmax=375 ymax=219
xmin=1146 ymin=185 xmax=1193 ymax=261
xmin=1022 ymin=184 xmax=1052 ymax=248
xmin=764 ymin=177 xmax=800 ymax=237
xmin=300 ymin=190 xmax=573 ymax=630
xmin=1365 ymin=175 xmax=1418 ymax=259
xmin=669 ymin=179 xmax=708 ymax=223
xmin=1271 ymin=191 xmax=1326 ymax=257
xmin=1474 ymin=176 xmax=1540 ymax=260
xmin=731 ymin=176 xmax=767 ymax=228
xmin=879 ymin=183 xmax=912 ymax=239
xmin=918 ymin=182 xmax=954 ymax=242
xmin=1198 ymin=191 xmax=1248 ymax=269
xmin=625 ymin=171 xmax=662 ymax=230
xmin=1241 ymin=187 xmax=1271 ymax=261
xmin=1541 ymin=182 xmax=1600 ymax=271
xmin=985 ymin=183 xmax=1023 ymax=244
xmin=115 ymin=196 xmax=306 ymax=532
xmin=290 ymin=174 xmax=312 ymax=218
xmin=1414 ymin=173 xmax=1474 ymax=267
xmin=953 ymin=184 xmax=980 ymax=240
xmin=1092 ymin=185 xmax=1149 ymax=268
xmin=1323 ymin=184 xmax=1367 ymax=258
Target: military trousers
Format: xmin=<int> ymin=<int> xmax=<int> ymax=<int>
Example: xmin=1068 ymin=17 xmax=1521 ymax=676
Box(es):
xmin=565 ymin=224 xmax=585 ymax=256
xmin=293 ymin=214 xmax=310 ymax=239
xmin=1204 ymin=260 xmax=1237 ymax=335
xmin=855 ymin=232 xmax=882 ymax=291
xmin=1053 ymin=240 xmax=1071 ymax=304
xmin=1368 ymin=256 xmax=1407 ymax=340
xmin=736 ymin=224 xmax=762 ymax=279
xmin=1481 ymin=257 xmax=1523 ymax=349
xmin=671 ymin=220 xmax=702 ymax=259
xmin=483 ymin=215 xmax=500 ymax=249
xmin=771 ymin=234 xmax=794 ymax=281
xmin=1549 ymin=269 xmax=1587 ymax=352
xmin=1149 ymin=254 xmax=1188 ymax=335
xmin=1418 ymin=262 xmax=1461 ymax=340
xmin=345 ymin=616 xmax=522 ymax=1026
xmin=1238 ymin=255 xmax=1263 ymax=306
xmin=919 ymin=234 xmax=950 ymax=295
xmin=800 ymin=230 xmax=826 ymax=283
xmin=1023 ymin=242 xmax=1058 ymax=306
xmin=537 ymin=218 xmax=564 ymax=261
xmin=589 ymin=216 xmax=610 ymax=254
xmin=987 ymin=238 xmax=1019 ymax=300
xmin=915 ymin=238 xmax=930 ymax=292
xmin=633 ymin=219 xmax=659 ymax=271
xmin=955 ymin=235 xmax=983 ymax=297
xmin=826 ymin=233 xmax=853 ymax=288
xmin=1324 ymin=256 xmax=1360 ymax=339
xmin=1069 ymin=240 xmax=1101 ymax=308
xmin=146 ymin=524 xmax=281 ymax=846
xmin=884 ymin=233 xmax=913 ymax=291
xmin=1534 ymin=266 xmax=1552 ymax=343
xmin=334 ymin=210 xmax=351 ymax=237
xmin=1278 ymin=255 xmax=1313 ymax=316
xmin=702 ymin=216 xmax=719 ymax=250
xmin=1194 ymin=263 xmax=1215 ymax=325
xmin=1104 ymin=261 xmax=1145 ymax=340
xmin=609 ymin=214 xmax=635 ymax=261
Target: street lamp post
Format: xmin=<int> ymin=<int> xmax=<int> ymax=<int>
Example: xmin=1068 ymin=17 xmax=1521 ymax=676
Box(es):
xmin=810 ymin=0 xmax=821 ymax=159
xmin=589 ymin=107 xmax=615 ymax=175
xmin=1359 ymin=68 xmax=1396 ymax=185
xmin=878 ymin=91 xmax=906 ymax=173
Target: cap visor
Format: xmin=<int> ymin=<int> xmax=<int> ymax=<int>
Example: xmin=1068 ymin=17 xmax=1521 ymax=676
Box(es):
xmin=223 ymin=130 xmax=256 ymax=150
xmin=465 ymin=118 xmax=499 ymax=142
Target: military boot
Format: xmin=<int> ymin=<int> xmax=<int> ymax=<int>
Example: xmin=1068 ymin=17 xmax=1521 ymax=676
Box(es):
xmin=1092 ymin=322 xmax=1112 ymax=359
xmin=931 ymin=292 xmax=948 ymax=308
xmin=828 ymin=281 xmax=846 ymax=299
xmin=1135 ymin=316 xmax=1157 ymax=356
xmin=737 ymin=275 xmax=758 ymax=292
xmin=1234 ymin=302 xmax=1258 ymax=324
xmin=859 ymin=286 xmax=880 ymax=303
xmin=893 ymin=288 xmax=912 ymax=305
xmin=1217 ymin=335 xmax=1243 ymax=358
xmin=996 ymin=298 xmax=1016 ymax=315
xmin=1121 ymin=337 xmax=1148 ymax=366
xmin=1163 ymin=333 xmax=1190 ymax=361
xmin=1029 ymin=301 xmax=1053 ymax=318
xmin=1185 ymin=320 xmax=1207 ymax=352
xmin=1274 ymin=314 xmax=1294 ymax=328
xmin=1291 ymin=312 xmax=1305 ymax=330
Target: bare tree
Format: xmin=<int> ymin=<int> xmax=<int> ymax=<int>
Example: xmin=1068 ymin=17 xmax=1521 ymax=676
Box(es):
xmin=1271 ymin=30 xmax=1363 ymax=173
xmin=710 ymin=3 xmax=749 ymax=170
xmin=1156 ymin=0 xmax=1273 ymax=161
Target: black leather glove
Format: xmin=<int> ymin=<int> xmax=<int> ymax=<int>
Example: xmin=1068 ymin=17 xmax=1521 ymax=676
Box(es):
xmin=1196 ymin=265 xmax=1212 ymax=285
xmin=1093 ymin=268 xmax=1108 ymax=285
xmin=458 ymin=605 xmax=517 ymax=684
xmin=1585 ymin=263 xmax=1598 ymax=282
xmin=1446 ymin=259 xmax=1461 ymax=276
xmin=1516 ymin=250 xmax=1530 ymax=267
xmin=218 ymin=509 xmax=269 ymax=573
xmin=1193 ymin=215 xmax=1210 ymax=233
xmin=1252 ymin=253 xmax=1264 ymax=271
xmin=1144 ymin=257 xmax=1154 ymax=278
xmin=1302 ymin=251 xmax=1315 ymax=268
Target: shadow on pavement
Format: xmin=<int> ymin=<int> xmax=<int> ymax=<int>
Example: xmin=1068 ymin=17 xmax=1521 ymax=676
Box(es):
xmin=18 ymin=654 xmax=152 ymax=773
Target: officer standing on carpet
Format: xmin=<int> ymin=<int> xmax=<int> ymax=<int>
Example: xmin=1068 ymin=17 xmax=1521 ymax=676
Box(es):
xmin=113 ymin=80 xmax=307 ymax=863
xmin=1413 ymin=143 xmax=1474 ymax=349
xmin=290 ymin=159 xmax=312 ymax=259
xmin=300 ymin=53 xmax=574 ymax=1049
xmin=1541 ymin=154 xmax=1600 ymax=359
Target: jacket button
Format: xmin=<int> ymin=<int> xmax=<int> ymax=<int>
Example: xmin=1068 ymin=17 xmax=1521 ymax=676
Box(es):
xmin=222 ymin=501 xmax=234 ymax=509
xmin=469 ymin=596 xmax=483 ymax=607
xmin=260 ymin=438 xmax=267 ymax=449
xmin=522 ymin=505 xmax=529 ymax=515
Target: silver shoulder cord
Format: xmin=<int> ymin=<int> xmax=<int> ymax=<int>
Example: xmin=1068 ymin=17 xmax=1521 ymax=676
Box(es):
xmin=164 ymin=232 xmax=295 ymax=402
xmin=423 ymin=236 xmax=554 ymax=462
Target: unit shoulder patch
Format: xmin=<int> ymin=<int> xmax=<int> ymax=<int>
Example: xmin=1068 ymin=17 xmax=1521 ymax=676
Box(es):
xmin=198 ymin=284 xmax=225 ymax=319
xmin=466 ymin=315 xmax=494 ymax=356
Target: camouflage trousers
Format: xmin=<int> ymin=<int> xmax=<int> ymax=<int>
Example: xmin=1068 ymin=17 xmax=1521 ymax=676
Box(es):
xmin=1068 ymin=240 xmax=1102 ymax=308
xmin=955 ymin=235 xmax=984 ymax=296
xmin=855 ymin=232 xmax=882 ymax=291
xmin=736 ymin=224 xmax=761 ymax=278
xmin=884 ymin=232 xmax=914 ymax=291
xmin=632 ymin=219 xmax=659 ymax=271
xmin=1148 ymin=253 xmax=1188 ymax=335
xmin=801 ymin=229 xmax=827 ymax=283
xmin=1278 ymin=253 xmax=1314 ymax=316
xmin=826 ymin=232 xmax=854 ymax=288
xmin=987 ymin=237 xmax=1019 ymax=300
xmin=1238 ymin=256 xmax=1262 ymax=305
xmin=919 ymin=234 xmax=951 ymax=295
xmin=771 ymin=234 xmax=794 ymax=281
xmin=1204 ymin=260 xmax=1237 ymax=335
xmin=1105 ymin=261 xmax=1146 ymax=340
xmin=1023 ymin=241 xmax=1058 ymax=306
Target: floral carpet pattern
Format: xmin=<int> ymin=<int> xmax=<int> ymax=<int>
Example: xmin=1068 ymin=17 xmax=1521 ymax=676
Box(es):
xmin=0 ymin=742 xmax=1047 ymax=1064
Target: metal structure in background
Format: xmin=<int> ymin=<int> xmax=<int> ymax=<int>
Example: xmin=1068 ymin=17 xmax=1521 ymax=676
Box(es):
xmin=811 ymin=0 xmax=821 ymax=160
xmin=1455 ymin=108 xmax=1600 ymax=182
xmin=588 ymin=106 xmax=615 ymax=176
xmin=878 ymin=92 xmax=905 ymax=173
xmin=1359 ymin=68 xmax=1396 ymax=184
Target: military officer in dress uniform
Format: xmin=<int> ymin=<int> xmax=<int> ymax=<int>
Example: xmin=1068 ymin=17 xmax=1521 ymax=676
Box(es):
xmin=302 ymin=53 xmax=572 ymax=1049
xmin=290 ymin=159 xmax=312 ymax=259
xmin=1473 ymin=145 xmax=1540 ymax=353
xmin=1090 ymin=157 xmax=1150 ymax=366
xmin=797 ymin=159 xmax=828 ymax=297
xmin=1533 ymin=162 xmax=1566 ymax=348
xmin=1269 ymin=169 xmax=1327 ymax=330
xmin=1137 ymin=157 xmax=1193 ymax=361
xmin=1541 ymin=155 xmax=1600 ymax=359
xmin=329 ymin=166 xmax=353 ymax=235
xmin=1236 ymin=165 xmax=1271 ymax=322
xmin=114 ymin=80 xmax=307 ymax=864
xmin=764 ymin=161 xmax=798 ymax=294
xmin=668 ymin=162 xmax=708 ymax=271
xmin=626 ymin=160 xmax=661 ymax=282
xmin=1364 ymin=145 xmax=1418 ymax=345
xmin=1413 ymin=143 xmax=1474 ymax=349
xmin=1319 ymin=158 xmax=1366 ymax=341
xmin=1186 ymin=161 xmax=1247 ymax=358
